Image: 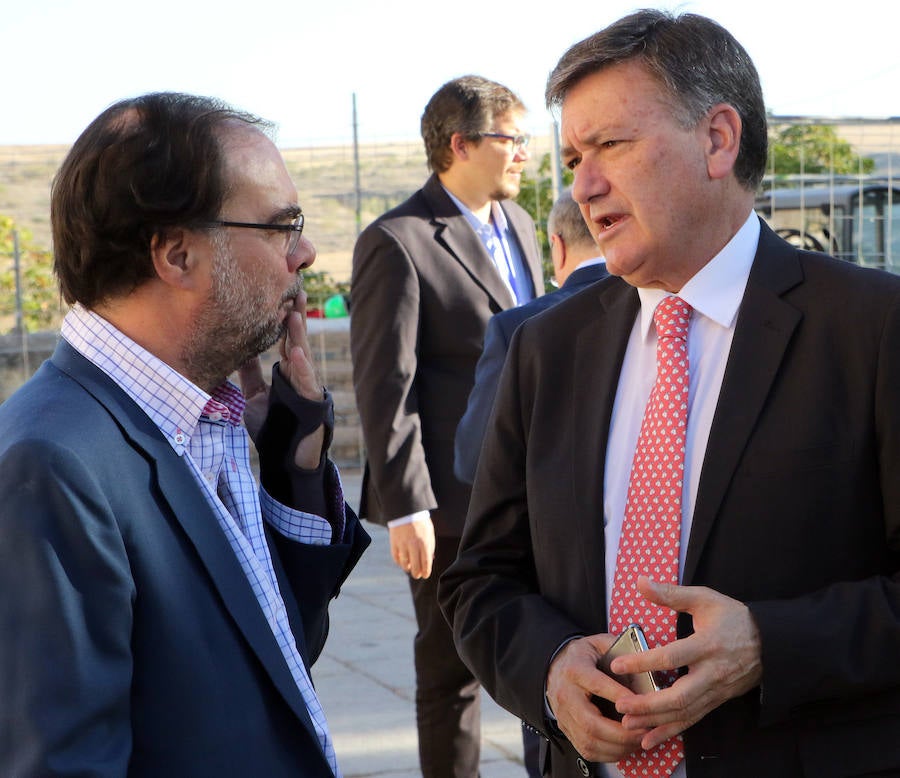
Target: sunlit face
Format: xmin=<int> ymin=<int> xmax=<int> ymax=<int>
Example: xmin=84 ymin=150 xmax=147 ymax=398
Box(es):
xmin=468 ymin=110 xmax=530 ymax=201
xmin=560 ymin=60 xmax=716 ymax=291
xmin=183 ymin=127 xmax=315 ymax=389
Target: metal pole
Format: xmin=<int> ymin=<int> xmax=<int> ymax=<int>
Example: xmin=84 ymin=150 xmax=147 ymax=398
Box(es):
xmin=550 ymin=120 xmax=562 ymax=202
xmin=12 ymin=230 xmax=30 ymax=378
xmin=13 ymin=230 xmax=23 ymax=334
xmin=352 ymin=93 xmax=362 ymax=237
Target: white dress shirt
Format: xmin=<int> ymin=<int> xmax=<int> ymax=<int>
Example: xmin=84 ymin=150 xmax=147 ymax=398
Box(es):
xmin=599 ymin=211 xmax=759 ymax=778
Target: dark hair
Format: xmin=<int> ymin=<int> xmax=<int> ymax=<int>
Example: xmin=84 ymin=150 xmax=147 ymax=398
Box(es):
xmin=545 ymin=10 xmax=768 ymax=191
xmin=421 ymin=75 xmax=526 ymax=173
xmin=547 ymin=188 xmax=596 ymax=251
xmin=51 ymin=92 xmax=271 ymax=307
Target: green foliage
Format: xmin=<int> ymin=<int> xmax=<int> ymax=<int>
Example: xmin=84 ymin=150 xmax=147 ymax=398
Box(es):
xmin=767 ymin=124 xmax=875 ymax=181
xmin=0 ymin=215 xmax=62 ymax=333
xmin=516 ymin=153 xmax=573 ymax=291
xmin=302 ymin=269 xmax=351 ymax=310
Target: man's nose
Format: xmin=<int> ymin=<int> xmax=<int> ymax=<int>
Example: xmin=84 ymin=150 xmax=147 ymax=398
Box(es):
xmin=571 ymin=161 xmax=609 ymax=205
xmin=289 ymin=236 xmax=316 ymax=272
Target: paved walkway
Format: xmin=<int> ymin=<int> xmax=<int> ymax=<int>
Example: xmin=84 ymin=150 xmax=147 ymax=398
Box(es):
xmin=316 ymin=469 xmax=527 ymax=778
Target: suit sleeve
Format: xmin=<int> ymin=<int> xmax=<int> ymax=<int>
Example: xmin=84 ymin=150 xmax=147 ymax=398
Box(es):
xmin=0 ymin=440 xmax=134 ymax=777
xmin=440 ymin=325 xmax=586 ymax=737
xmin=350 ymin=223 xmax=436 ymax=522
xmin=269 ymin=500 xmax=370 ymax=663
xmin=748 ymin=288 xmax=900 ymax=725
xmin=453 ymin=317 xmax=510 ymax=484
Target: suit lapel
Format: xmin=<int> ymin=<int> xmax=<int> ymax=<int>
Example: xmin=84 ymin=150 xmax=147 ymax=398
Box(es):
xmin=422 ymin=175 xmax=518 ymax=310
xmin=50 ymin=342 xmax=321 ymax=738
xmin=684 ymin=226 xmax=804 ymax=583
xmin=503 ymin=200 xmax=545 ymax=299
xmin=571 ymin=282 xmax=640 ymax=623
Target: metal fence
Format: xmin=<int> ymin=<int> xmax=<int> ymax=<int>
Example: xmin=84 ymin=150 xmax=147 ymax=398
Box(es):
xmin=1 ymin=117 xmax=898 ymax=402
xmin=756 ymin=117 xmax=898 ymax=272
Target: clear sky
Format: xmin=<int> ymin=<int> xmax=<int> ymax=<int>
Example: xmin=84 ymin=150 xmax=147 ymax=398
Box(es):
xmin=4 ymin=0 xmax=897 ymax=147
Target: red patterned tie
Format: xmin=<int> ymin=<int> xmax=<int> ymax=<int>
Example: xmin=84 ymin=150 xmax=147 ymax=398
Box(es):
xmin=608 ymin=296 xmax=692 ymax=777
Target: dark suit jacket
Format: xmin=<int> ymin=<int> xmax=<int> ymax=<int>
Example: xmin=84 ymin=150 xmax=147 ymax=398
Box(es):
xmin=0 ymin=340 xmax=370 ymax=777
xmin=440 ymin=220 xmax=900 ymax=777
xmin=454 ymin=262 xmax=608 ymax=484
xmin=350 ymin=173 xmax=543 ymax=536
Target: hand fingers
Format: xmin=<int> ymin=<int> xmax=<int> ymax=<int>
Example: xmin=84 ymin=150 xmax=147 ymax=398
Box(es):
xmin=396 ymin=545 xmax=434 ymax=580
xmin=281 ymin=290 xmax=311 ymax=360
xmin=552 ymin=678 xmax=646 ymax=762
xmin=402 ymin=541 xmax=434 ymax=580
xmin=636 ymin=576 xmax=715 ymax=615
xmin=392 ymin=537 xmax=420 ymax=576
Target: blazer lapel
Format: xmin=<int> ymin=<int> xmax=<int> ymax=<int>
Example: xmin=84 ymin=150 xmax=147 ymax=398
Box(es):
xmin=503 ymin=200 xmax=545 ymax=299
xmin=683 ymin=225 xmax=804 ymax=583
xmin=422 ymin=175 xmax=517 ymax=309
xmin=51 ymin=342 xmax=321 ymax=738
xmin=571 ymin=281 xmax=640 ymax=624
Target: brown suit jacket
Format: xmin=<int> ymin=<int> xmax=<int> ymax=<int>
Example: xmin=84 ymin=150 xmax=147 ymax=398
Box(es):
xmin=350 ymin=173 xmax=543 ymax=536
xmin=441 ymin=220 xmax=900 ymax=777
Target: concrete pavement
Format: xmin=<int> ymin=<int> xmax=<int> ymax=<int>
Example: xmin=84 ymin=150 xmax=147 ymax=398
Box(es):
xmin=315 ymin=468 xmax=528 ymax=778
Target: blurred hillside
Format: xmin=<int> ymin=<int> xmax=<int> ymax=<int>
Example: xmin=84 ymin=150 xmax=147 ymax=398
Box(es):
xmin=0 ymin=137 xmax=559 ymax=285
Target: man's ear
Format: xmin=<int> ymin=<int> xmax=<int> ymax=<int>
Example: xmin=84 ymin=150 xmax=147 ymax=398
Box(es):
xmin=449 ymin=132 xmax=473 ymax=162
xmin=705 ymin=103 xmax=742 ymax=181
xmin=150 ymin=228 xmax=202 ymax=289
xmin=550 ymin=233 xmax=566 ymax=279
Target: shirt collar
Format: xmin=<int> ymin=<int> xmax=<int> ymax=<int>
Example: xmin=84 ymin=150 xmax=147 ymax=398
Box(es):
xmin=60 ymin=304 xmax=242 ymax=452
xmin=573 ymin=256 xmax=606 ymax=271
xmin=636 ymin=211 xmax=759 ymax=341
xmin=443 ymin=186 xmax=508 ymax=234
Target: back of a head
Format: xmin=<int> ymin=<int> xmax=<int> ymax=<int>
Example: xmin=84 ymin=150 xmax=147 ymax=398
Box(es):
xmin=548 ymin=189 xmax=597 ymax=257
xmin=51 ymin=92 xmax=270 ymax=308
xmin=545 ymin=10 xmax=767 ymax=191
xmin=420 ymin=75 xmax=525 ymax=174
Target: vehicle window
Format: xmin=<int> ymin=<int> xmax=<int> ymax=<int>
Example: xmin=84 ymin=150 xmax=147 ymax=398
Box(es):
xmin=851 ymin=190 xmax=897 ymax=270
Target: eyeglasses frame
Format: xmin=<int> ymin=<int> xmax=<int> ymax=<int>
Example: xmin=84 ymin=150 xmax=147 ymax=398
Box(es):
xmin=476 ymin=132 xmax=531 ymax=153
xmin=199 ymin=213 xmax=305 ymax=256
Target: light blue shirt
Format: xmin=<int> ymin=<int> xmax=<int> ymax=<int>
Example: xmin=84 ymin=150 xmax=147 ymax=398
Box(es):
xmin=445 ymin=188 xmax=534 ymax=305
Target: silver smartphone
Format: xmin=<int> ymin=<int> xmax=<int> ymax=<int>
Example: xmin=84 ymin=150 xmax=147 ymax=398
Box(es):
xmin=593 ymin=624 xmax=664 ymax=719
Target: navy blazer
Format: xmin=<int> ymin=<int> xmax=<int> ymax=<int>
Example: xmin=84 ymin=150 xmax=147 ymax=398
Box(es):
xmin=0 ymin=340 xmax=370 ymax=777
xmin=442 ymin=221 xmax=900 ymax=777
xmin=454 ymin=262 xmax=608 ymax=484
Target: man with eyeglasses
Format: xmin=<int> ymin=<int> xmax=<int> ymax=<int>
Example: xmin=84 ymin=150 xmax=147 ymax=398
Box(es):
xmin=350 ymin=75 xmax=544 ymax=778
xmin=0 ymin=92 xmax=370 ymax=777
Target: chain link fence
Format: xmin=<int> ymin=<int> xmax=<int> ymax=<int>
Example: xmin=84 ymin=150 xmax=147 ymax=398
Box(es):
xmin=1 ymin=118 xmax=897 ymax=414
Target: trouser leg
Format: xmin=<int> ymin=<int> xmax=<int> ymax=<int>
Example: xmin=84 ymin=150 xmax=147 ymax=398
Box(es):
xmin=408 ymin=534 xmax=481 ymax=778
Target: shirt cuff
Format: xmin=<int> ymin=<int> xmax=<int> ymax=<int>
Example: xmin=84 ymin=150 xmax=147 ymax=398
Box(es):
xmin=387 ymin=510 xmax=431 ymax=528
xmin=260 ymin=466 xmax=346 ymax=545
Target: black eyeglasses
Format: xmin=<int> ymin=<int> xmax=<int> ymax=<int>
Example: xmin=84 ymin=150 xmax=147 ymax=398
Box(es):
xmin=199 ymin=213 xmax=305 ymax=256
xmin=477 ymin=132 xmax=531 ymax=153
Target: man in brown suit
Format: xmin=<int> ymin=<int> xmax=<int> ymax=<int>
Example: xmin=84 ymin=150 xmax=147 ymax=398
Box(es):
xmin=350 ymin=75 xmax=543 ymax=778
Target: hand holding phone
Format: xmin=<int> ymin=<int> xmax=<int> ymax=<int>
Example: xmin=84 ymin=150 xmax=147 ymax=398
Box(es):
xmin=593 ymin=624 xmax=664 ymax=720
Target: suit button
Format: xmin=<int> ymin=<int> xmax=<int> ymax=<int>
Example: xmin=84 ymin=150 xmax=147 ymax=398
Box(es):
xmin=576 ymin=757 xmax=590 ymax=776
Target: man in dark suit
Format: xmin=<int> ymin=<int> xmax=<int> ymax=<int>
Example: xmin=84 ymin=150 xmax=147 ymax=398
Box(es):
xmin=440 ymin=11 xmax=900 ymax=778
xmin=0 ymin=92 xmax=369 ymax=777
xmin=455 ymin=187 xmax=607 ymax=486
xmin=350 ymin=76 xmax=543 ymax=778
